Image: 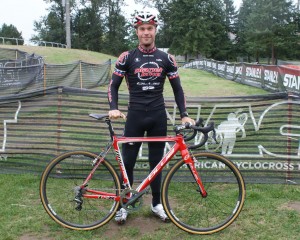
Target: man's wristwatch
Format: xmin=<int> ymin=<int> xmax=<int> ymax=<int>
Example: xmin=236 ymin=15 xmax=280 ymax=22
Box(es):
xmin=180 ymin=111 xmax=189 ymax=118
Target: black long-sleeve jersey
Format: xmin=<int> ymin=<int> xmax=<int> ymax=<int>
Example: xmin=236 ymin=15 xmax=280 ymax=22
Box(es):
xmin=108 ymin=45 xmax=187 ymax=115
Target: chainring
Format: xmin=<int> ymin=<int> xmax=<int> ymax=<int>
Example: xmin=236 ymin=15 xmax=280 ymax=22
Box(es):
xmin=120 ymin=189 xmax=144 ymax=212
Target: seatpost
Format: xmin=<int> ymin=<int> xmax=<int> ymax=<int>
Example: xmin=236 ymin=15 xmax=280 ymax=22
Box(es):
xmin=105 ymin=118 xmax=115 ymax=140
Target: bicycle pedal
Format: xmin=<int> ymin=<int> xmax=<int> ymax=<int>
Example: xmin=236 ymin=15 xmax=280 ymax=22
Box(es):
xmin=117 ymin=219 xmax=126 ymax=225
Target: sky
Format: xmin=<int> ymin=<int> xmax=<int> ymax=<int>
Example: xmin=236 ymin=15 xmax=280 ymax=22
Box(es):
xmin=0 ymin=0 xmax=292 ymax=44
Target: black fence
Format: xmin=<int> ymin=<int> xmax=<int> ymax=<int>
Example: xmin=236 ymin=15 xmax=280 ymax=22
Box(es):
xmin=0 ymin=48 xmax=111 ymax=95
xmin=0 ymin=86 xmax=299 ymax=184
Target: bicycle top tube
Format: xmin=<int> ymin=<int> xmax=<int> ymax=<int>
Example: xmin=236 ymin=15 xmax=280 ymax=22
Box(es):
xmin=89 ymin=113 xmax=216 ymax=149
xmin=116 ymin=135 xmax=181 ymax=143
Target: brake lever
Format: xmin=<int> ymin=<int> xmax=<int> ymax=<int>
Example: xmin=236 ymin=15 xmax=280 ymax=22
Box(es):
xmin=195 ymin=118 xmax=203 ymax=127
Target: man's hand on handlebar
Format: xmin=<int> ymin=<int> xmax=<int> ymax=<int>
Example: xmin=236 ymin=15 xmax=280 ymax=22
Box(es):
xmin=181 ymin=116 xmax=195 ymax=126
xmin=108 ymin=110 xmax=126 ymax=120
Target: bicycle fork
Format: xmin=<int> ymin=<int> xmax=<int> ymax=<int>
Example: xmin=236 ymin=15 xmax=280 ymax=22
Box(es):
xmin=183 ymin=151 xmax=207 ymax=198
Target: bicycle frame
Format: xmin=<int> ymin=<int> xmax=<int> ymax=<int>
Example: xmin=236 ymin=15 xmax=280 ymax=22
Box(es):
xmin=80 ymin=133 xmax=207 ymax=202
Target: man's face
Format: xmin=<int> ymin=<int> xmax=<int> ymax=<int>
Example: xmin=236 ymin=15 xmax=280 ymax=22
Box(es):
xmin=135 ymin=24 xmax=156 ymax=47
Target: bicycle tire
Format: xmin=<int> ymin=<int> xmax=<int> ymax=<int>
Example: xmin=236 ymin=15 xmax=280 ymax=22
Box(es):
xmin=161 ymin=152 xmax=245 ymax=235
xmin=40 ymin=151 xmax=121 ymax=230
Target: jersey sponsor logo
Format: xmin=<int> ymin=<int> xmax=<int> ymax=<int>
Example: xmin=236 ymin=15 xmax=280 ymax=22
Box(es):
xmin=168 ymin=54 xmax=178 ymax=67
xmin=116 ymin=51 xmax=129 ymax=66
xmin=167 ymin=71 xmax=179 ymax=79
xmin=134 ymin=58 xmax=141 ymax=62
xmin=134 ymin=62 xmax=163 ymax=81
xmin=113 ymin=68 xmax=125 ymax=77
xmin=142 ymin=86 xmax=155 ymax=90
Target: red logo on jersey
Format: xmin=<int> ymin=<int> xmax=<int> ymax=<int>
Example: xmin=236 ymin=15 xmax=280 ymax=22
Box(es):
xmin=134 ymin=67 xmax=163 ymax=77
xmin=116 ymin=51 xmax=129 ymax=66
xmin=168 ymin=54 xmax=178 ymax=67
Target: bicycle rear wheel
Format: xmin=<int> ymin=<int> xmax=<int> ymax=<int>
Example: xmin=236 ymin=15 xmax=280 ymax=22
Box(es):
xmin=162 ymin=152 xmax=245 ymax=234
xmin=40 ymin=151 xmax=121 ymax=230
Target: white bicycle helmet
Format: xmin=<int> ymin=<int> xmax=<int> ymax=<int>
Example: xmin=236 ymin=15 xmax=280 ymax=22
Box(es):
xmin=133 ymin=11 xmax=159 ymax=28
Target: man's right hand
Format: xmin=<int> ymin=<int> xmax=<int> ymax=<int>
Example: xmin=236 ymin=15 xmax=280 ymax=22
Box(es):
xmin=108 ymin=110 xmax=126 ymax=120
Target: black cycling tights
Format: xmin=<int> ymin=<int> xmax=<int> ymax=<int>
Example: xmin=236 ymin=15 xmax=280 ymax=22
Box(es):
xmin=122 ymin=109 xmax=167 ymax=207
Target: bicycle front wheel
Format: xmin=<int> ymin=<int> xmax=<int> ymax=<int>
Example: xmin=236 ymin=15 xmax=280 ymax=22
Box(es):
xmin=162 ymin=152 xmax=245 ymax=235
xmin=40 ymin=151 xmax=121 ymax=230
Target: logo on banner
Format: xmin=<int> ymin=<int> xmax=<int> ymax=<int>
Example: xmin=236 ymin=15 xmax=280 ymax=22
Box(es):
xmin=283 ymin=74 xmax=300 ymax=90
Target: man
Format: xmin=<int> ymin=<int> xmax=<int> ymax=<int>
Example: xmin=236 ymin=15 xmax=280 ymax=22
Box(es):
xmin=108 ymin=10 xmax=194 ymax=224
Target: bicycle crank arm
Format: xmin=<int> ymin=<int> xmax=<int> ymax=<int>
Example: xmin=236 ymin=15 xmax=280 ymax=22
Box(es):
xmin=122 ymin=187 xmax=150 ymax=208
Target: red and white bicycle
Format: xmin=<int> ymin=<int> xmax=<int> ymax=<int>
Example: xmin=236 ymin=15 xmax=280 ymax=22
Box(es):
xmin=40 ymin=113 xmax=245 ymax=235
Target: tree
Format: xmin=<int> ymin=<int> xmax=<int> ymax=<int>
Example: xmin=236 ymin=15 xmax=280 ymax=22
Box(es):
xmin=234 ymin=0 xmax=255 ymax=62
xmin=33 ymin=0 xmax=129 ymax=55
xmin=101 ymin=0 xmax=130 ymax=56
xmin=0 ymin=23 xmax=24 ymax=45
xmin=72 ymin=0 xmax=105 ymax=51
xmin=155 ymin=0 xmax=233 ymax=61
xmin=30 ymin=0 xmax=300 ymax=63
xmin=32 ymin=0 xmax=65 ymax=45
xmin=236 ymin=0 xmax=300 ymax=64
xmin=224 ymin=0 xmax=237 ymax=33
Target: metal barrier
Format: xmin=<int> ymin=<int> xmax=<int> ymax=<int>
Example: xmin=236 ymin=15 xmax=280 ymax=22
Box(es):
xmin=0 ymin=37 xmax=24 ymax=45
xmin=0 ymin=37 xmax=66 ymax=48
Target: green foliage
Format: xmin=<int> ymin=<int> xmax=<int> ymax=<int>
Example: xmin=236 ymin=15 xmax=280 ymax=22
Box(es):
xmin=32 ymin=1 xmax=65 ymax=45
xmin=155 ymin=0 xmax=236 ymax=61
xmin=101 ymin=0 xmax=130 ymax=56
xmin=0 ymin=23 xmax=24 ymax=45
xmin=224 ymin=0 xmax=238 ymax=33
xmin=33 ymin=0 xmax=129 ymax=55
xmin=23 ymin=0 xmax=300 ymax=62
xmin=236 ymin=0 xmax=300 ymax=63
xmin=72 ymin=0 xmax=105 ymax=52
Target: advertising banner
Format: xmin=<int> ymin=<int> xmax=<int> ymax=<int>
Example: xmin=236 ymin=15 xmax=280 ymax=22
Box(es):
xmin=184 ymin=59 xmax=300 ymax=94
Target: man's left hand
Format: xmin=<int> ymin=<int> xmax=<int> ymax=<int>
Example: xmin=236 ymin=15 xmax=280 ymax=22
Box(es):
xmin=181 ymin=117 xmax=195 ymax=126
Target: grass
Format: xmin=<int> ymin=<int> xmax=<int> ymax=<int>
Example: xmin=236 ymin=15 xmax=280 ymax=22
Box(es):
xmin=0 ymin=174 xmax=299 ymax=240
xmin=0 ymin=45 xmax=299 ymax=239
xmin=0 ymin=44 xmax=114 ymax=64
xmin=167 ymin=68 xmax=267 ymax=97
